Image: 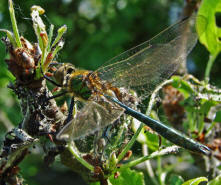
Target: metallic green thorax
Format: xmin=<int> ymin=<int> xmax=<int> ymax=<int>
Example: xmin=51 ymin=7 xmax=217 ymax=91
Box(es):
xmin=68 ymin=75 xmax=92 ymax=100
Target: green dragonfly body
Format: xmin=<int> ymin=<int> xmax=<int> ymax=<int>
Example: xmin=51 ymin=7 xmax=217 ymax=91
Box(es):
xmin=54 ymin=15 xmax=211 ymax=155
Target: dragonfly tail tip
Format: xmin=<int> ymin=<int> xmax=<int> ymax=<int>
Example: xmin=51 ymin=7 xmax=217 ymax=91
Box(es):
xmin=199 ymin=145 xmax=211 ymax=156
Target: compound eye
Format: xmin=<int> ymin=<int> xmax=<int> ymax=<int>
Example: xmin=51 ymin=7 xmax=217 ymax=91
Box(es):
xmin=67 ymin=67 xmax=74 ymax=74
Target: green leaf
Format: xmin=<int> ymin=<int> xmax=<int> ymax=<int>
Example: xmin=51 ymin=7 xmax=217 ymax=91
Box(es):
xmin=109 ymin=168 xmax=145 ymax=185
xmin=208 ymin=174 xmax=221 ymax=185
xmin=215 ymin=110 xmax=221 ymax=122
xmin=199 ymin=99 xmax=217 ymax=114
xmin=144 ymin=131 xmax=160 ymax=151
xmin=198 ymin=100 xmax=217 ymax=132
xmin=171 ymin=76 xmax=194 ymax=98
xmin=196 ymin=0 xmax=221 ymax=55
xmin=217 ymin=165 xmax=221 ymax=170
xmin=182 ymin=177 xmax=208 ymax=185
xmin=168 ymin=175 xmax=184 ymax=185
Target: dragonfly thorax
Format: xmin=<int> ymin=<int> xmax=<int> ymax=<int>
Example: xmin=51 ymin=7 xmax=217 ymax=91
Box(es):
xmin=67 ymin=72 xmax=92 ymax=100
xmin=54 ymin=64 xmax=137 ymax=104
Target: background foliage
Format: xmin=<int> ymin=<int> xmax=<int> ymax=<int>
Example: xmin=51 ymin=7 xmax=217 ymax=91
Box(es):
xmin=0 ymin=0 xmax=221 ymax=185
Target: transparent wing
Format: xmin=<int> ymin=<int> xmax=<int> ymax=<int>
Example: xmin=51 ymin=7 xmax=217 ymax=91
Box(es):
xmin=92 ymin=15 xmax=197 ymax=98
xmin=56 ymin=100 xmax=124 ymax=141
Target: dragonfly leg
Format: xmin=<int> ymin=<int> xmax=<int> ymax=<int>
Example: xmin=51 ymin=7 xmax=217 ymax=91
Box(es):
xmin=93 ymin=131 xmax=104 ymax=156
xmin=66 ymin=96 xmax=75 ymax=123
xmin=46 ymin=91 xmax=68 ymax=100
xmin=40 ymin=62 xmax=63 ymax=87
xmin=49 ymin=62 xmax=64 ymax=66
xmin=102 ymin=126 xmax=111 ymax=143
xmin=43 ymin=74 xmax=63 ymax=87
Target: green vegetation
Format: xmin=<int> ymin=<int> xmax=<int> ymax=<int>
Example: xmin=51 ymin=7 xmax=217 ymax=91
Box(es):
xmin=0 ymin=0 xmax=221 ymax=185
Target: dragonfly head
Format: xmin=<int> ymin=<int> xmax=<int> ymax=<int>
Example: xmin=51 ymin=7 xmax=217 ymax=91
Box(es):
xmin=54 ymin=63 xmax=76 ymax=86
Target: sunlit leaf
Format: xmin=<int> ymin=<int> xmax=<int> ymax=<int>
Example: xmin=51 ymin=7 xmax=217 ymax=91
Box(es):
xmin=215 ymin=110 xmax=221 ymax=122
xmin=182 ymin=177 xmax=208 ymax=185
xmin=169 ymin=175 xmax=184 ymax=185
xmin=196 ymin=0 xmax=221 ymax=54
xmin=171 ymin=76 xmax=194 ymax=98
xmin=109 ymin=168 xmax=145 ymax=185
xmin=208 ymin=174 xmax=221 ymax=185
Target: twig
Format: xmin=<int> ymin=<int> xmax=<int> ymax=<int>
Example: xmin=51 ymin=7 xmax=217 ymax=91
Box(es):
xmin=146 ymin=79 xmax=173 ymax=115
xmin=204 ymin=53 xmax=218 ymax=83
xmin=115 ymin=146 xmax=180 ymax=173
xmin=67 ymin=142 xmax=94 ymax=172
xmin=142 ymin=144 xmax=158 ymax=185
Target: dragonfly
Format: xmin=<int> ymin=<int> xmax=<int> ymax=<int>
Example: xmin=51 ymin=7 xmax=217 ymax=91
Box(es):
xmin=45 ymin=15 xmax=211 ymax=156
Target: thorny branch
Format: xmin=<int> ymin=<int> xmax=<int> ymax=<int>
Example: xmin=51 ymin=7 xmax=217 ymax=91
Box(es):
xmin=0 ymin=2 xmax=91 ymax=184
xmin=0 ymin=37 xmax=66 ymax=183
